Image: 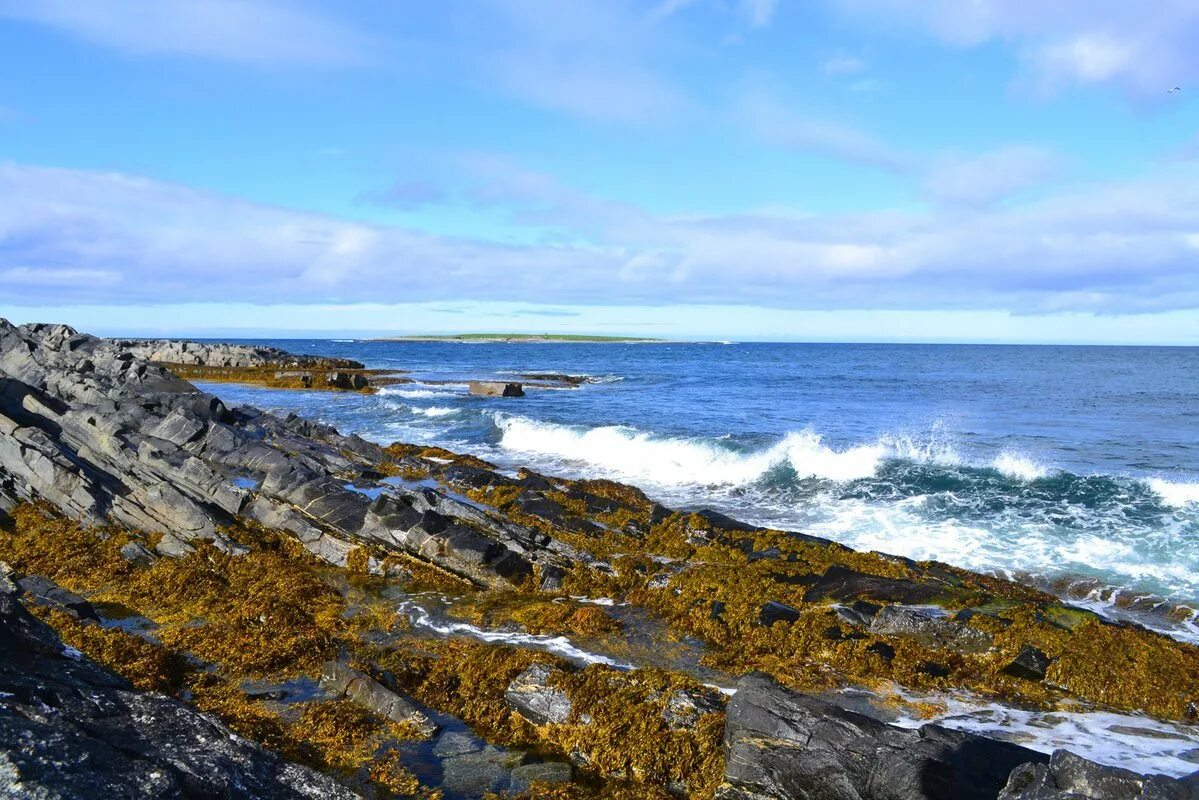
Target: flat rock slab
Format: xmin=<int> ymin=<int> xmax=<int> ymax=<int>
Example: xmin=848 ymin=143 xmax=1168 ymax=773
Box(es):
xmin=468 ymin=381 xmax=524 ymax=397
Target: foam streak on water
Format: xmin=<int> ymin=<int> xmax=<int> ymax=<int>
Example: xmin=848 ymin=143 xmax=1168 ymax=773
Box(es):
xmin=398 ymin=600 xmax=632 ymax=668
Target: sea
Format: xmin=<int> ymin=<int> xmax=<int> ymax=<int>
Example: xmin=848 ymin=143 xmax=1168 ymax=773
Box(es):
xmin=194 ymin=340 xmax=1199 ymax=643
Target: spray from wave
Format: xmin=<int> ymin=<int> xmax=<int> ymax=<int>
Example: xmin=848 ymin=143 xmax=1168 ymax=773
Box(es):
xmin=493 ymin=415 xmax=965 ymax=487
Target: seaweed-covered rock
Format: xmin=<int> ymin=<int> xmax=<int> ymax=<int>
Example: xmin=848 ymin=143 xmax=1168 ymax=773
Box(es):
xmin=0 ymin=578 xmax=357 ymax=799
xmin=505 ymin=663 xmax=573 ymax=725
xmin=663 ymin=686 xmax=725 ymax=729
xmin=717 ymin=672 xmax=1043 ymax=800
xmin=0 ymin=319 xmax=554 ymax=589
xmin=804 ymin=565 xmax=955 ymax=605
xmin=319 ymin=661 xmax=439 ymax=737
xmin=1000 ymin=750 xmax=1199 ymax=799
xmin=868 ymin=605 xmax=993 ymax=654
xmin=509 ymin=761 xmax=573 ymax=793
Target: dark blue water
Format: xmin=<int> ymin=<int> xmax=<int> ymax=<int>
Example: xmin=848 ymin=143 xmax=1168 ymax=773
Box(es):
xmin=193 ymin=341 xmax=1199 ymax=638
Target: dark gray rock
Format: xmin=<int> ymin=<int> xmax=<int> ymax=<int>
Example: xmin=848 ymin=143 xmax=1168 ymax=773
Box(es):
xmin=1000 ymin=749 xmax=1199 ymax=799
xmin=0 ymin=579 xmax=358 ymax=799
xmin=319 ymin=661 xmax=439 ymax=737
xmin=505 ymin=663 xmax=573 ymax=726
xmin=0 ymin=319 xmax=561 ymax=590
xmin=717 ymin=672 xmax=1044 ymax=800
xmin=804 ymin=565 xmax=954 ymax=606
xmin=1003 ymin=645 xmax=1052 ymax=681
xmin=868 ymin=605 xmax=993 ymax=654
xmin=439 ymin=747 xmax=511 ymax=795
xmin=757 ymin=601 xmax=801 ymax=626
xmin=14 ymin=574 xmax=98 ymax=622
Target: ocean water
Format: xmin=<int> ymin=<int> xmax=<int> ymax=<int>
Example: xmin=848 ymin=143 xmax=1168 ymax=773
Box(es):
xmin=193 ymin=340 xmax=1199 ymax=640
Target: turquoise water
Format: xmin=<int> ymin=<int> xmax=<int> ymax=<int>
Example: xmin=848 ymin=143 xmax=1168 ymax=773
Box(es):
xmin=194 ymin=341 xmax=1199 ymax=637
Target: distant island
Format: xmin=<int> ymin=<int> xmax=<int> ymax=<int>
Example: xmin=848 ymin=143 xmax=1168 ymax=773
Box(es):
xmin=371 ymin=333 xmax=664 ymax=343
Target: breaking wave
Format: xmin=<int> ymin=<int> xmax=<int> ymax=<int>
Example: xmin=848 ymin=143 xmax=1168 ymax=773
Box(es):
xmin=494 ymin=415 xmax=964 ymax=487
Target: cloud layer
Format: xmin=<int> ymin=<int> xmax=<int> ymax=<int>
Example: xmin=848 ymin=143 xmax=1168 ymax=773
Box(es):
xmin=3 ymin=160 xmax=1197 ymax=314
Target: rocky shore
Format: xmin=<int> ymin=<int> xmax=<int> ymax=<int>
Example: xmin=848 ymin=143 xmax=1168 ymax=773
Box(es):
xmin=3 ymin=319 xmax=1198 ymax=799
xmin=109 ymin=336 xmax=402 ymax=392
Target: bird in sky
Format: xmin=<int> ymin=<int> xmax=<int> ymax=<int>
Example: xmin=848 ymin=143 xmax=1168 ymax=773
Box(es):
xmin=1168 ymin=86 xmax=1182 ymax=93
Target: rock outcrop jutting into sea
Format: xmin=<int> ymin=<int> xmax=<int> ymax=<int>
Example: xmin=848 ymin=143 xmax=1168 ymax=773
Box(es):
xmin=3 ymin=319 xmax=1199 ymax=799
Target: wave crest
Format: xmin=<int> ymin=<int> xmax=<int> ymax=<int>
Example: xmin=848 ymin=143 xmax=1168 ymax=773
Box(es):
xmin=493 ymin=416 xmax=964 ymax=486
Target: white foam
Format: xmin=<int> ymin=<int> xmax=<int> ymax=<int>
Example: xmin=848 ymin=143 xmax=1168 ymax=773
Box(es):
xmin=399 ymin=601 xmax=631 ymax=668
xmin=494 ymin=416 xmax=919 ymax=486
xmin=412 ymin=406 xmax=456 ymax=418
xmin=1148 ymin=479 xmax=1199 ymax=508
xmin=892 ymin=691 xmax=1199 ymax=777
xmin=381 ymin=387 xmax=460 ymax=399
xmin=567 ymin=596 xmax=617 ymax=606
xmin=993 ymin=452 xmax=1049 ymax=480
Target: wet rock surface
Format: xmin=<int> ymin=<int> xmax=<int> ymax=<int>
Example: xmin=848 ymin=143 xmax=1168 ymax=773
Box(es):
xmin=1000 ymin=750 xmax=1199 ymax=800
xmin=718 ymin=672 xmax=1045 ymax=800
xmin=868 ymin=604 xmax=995 ymax=654
xmin=468 ymin=381 xmax=525 ymax=398
xmin=0 ymin=572 xmax=358 ymax=799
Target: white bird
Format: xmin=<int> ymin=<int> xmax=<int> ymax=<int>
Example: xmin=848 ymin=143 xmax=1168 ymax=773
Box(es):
xmin=1168 ymin=86 xmax=1182 ymax=93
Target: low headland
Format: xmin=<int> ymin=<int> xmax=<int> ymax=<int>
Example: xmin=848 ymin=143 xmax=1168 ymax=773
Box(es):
xmin=1 ymin=320 xmax=1196 ymax=799
xmin=372 ymin=333 xmax=664 ymax=343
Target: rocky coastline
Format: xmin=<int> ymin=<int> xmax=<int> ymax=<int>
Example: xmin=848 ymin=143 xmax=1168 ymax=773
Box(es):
xmin=3 ymin=319 xmax=1198 ymax=799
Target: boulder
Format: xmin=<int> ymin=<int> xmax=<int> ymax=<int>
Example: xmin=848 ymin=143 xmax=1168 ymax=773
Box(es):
xmin=505 ymin=663 xmax=573 ymax=725
xmin=757 ymin=600 xmax=801 ymax=626
xmin=1002 ymin=645 xmax=1052 ymax=681
xmin=717 ymin=672 xmax=1043 ymax=800
xmin=468 ymin=381 xmax=525 ymax=398
xmin=1000 ymin=749 xmax=1199 ymax=800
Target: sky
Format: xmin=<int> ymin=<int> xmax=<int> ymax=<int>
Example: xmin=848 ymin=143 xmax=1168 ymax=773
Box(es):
xmin=1 ymin=0 xmax=1198 ymax=343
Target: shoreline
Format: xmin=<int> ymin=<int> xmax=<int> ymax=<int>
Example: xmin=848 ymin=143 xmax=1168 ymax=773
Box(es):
xmin=3 ymin=321 xmax=1198 ymax=798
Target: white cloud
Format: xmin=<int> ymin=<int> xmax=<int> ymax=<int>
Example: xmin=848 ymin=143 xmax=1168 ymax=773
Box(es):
xmin=830 ymin=0 xmax=1199 ymax=97
xmin=822 ymin=53 xmax=867 ymax=75
xmin=738 ymin=87 xmax=910 ymax=171
xmin=470 ymin=0 xmax=686 ymax=123
xmin=651 ymin=0 xmax=779 ymax=28
xmin=2 ymin=159 xmax=1199 ymax=315
xmin=923 ymin=146 xmax=1060 ymax=206
xmin=0 ymin=0 xmax=370 ymax=66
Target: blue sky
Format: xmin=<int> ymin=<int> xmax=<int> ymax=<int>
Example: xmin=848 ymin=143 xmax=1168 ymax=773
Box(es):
xmin=1 ymin=0 xmax=1198 ymax=343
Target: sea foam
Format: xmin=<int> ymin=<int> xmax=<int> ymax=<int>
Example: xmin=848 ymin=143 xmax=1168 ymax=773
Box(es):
xmin=1148 ymin=479 xmax=1199 ymax=508
xmin=494 ymin=415 xmax=966 ymax=487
